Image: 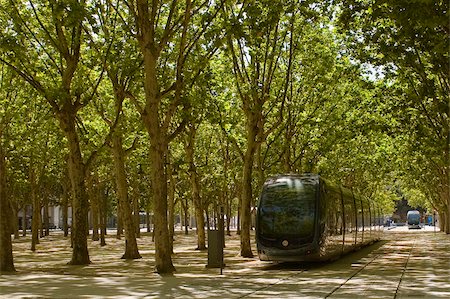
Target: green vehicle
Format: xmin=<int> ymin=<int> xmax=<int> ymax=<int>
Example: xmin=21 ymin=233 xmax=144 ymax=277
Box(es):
xmin=256 ymin=173 xmax=383 ymax=262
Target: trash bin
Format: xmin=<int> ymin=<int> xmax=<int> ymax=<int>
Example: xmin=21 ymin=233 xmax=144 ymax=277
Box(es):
xmin=206 ymin=229 xmax=224 ymax=268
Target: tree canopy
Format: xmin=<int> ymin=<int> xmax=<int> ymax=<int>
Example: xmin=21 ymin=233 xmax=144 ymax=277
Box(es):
xmin=1 ymin=0 xmax=448 ymax=274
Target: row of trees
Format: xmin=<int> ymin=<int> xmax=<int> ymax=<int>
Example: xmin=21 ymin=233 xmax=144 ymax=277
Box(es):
xmin=1 ymin=0 xmax=448 ymax=274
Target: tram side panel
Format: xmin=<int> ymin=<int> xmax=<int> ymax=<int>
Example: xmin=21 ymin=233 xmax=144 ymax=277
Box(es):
xmin=319 ymin=180 xmax=345 ymax=260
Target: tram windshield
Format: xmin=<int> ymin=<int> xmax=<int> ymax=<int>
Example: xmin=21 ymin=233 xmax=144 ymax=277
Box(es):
xmin=407 ymin=211 xmax=420 ymax=225
xmin=258 ymin=177 xmax=316 ymax=238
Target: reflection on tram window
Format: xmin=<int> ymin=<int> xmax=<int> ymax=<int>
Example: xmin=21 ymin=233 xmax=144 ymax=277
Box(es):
xmin=259 ymin=178 xmax=316 ymax=237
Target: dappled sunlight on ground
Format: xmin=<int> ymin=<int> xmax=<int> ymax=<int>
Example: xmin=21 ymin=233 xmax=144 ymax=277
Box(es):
xmin=1 ymin=227 xmax=449 ymax=298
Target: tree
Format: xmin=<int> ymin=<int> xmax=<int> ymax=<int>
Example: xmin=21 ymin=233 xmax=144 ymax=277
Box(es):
xmin=0 ymin=65 xmax=15 ymax=273
xmin=0 ymin=0 xmax=108 ymax=263
xmin=338 ymin=0 xmax=449 ymax=232
xmin=89 ymin=0 xmax=143 ymax=259
xmin=223 ymin=0 xmax=302 ymax=257
xmin=184 ymin=123 xmax=206 ymax=250
xmin=124 ymin=0 xmax=224 ymax=273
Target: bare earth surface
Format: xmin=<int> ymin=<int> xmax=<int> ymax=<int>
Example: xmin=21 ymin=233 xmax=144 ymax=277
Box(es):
xmin=1 ymin=226 xmax=449 ymax=298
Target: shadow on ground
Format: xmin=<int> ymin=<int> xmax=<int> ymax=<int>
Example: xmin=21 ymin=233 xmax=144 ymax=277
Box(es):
xmin=1 ymin=228 xmax=449 ymax=298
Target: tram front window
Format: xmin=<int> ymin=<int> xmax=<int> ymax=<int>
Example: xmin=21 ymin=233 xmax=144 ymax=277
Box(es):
xmin=258 ymin=178 xmax=316 ymax=238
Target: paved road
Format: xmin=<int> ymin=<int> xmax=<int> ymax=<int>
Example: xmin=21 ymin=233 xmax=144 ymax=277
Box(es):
xmin=1 ymin=226 xmax=449 ymax=298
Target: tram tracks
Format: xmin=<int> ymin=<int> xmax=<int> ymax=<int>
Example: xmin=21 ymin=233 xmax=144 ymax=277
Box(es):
xmin=238 ymin=266 xmax=308 ymax=298
xmin=324 ymin=253 xmax=382 ymax=298
xmin=393 ymin=238 xmax=415 ymax=299
xmin=325 ymin=237 xmax=416 ymax=298
xmin=235 ymin=234 xmax=422 ymax=299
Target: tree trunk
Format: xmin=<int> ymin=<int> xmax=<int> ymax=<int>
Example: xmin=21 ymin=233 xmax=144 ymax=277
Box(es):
xmin=22 ymin=206 xmax=27 ymax=237
xmin=167 ymin=164 xmax=176 ymax=253
xmin=138 ymin=50 xmax=175 ymax=272
xmin=185 ymin=126 xmax=206 ymax=250
xmin=147 ymin=138 xmax=175 ymax=273
xmin=116 ymin=200 xmax=123 ymax=239
xmin=444 ymin=144 xmax=450 ymax=234
xmin=30 ymin=164 xmax=40 ymax=252
xmin=43 ymin=199 xmax=49 ymax=237
xmin=133 ymin=190 xmax=140 ymax=238
xmin=111 ymin=131 xmax=141 ymax=259
xmin=0 ymin=139 xmax=15 ymax=273
xmin=62 ymin=189 xmax=69 ymax=237
xmin=146 ymin=211 xmax=151 ymax=233
xmin=240 ymin=147 xmax=255 ymax=258
xmin=87 ymin=172 xmax=100 ymax=241
xmin=99 ymin=183 xmax=107 ymax=246
xmin=57 ymin=112 xmax=90 ymax=265
xmin=11 ymin=203 xmax=19 ymax=240
xmin=240 ymin=109 xmax=260 ymax=258
xmin=182 ymin=197 xmax=189 ymax=235
xmin=61 ymin=169 xmax=70 ymax=237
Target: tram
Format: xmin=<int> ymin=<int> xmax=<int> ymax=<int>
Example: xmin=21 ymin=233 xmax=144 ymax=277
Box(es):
xmin=406 ymin=210 xmax=421 ymax=229
xmin=256 ymin=173 xmax=383 ymax=262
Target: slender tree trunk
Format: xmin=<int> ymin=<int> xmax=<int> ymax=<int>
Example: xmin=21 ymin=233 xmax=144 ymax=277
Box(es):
xmin=11 ymin=203 xmax=19 ymax=240
xmin=133 ymin=191 xmax=140 ymax=238
xmin=30 ymin=164 xmax=40 ymax=252
xmin=22 ymin=206 xmax=27 ymax=237
xmin=116 ymin=200 xmax=123 ymax=239
xmin=99 ymin=183 xmax=107 ymax=246
xmin=61 ymin=167 xmax=70 ymax=237
xmin=87 ymin=172 xmax=100 ymax=241
xmin=146 ymin=211 xmax=151 ymax=233
xmin=62 ymin=188 xmax=69 ymax=237
xmin=43 ymin=199 xmax=49 ymax=236
xmin=182 ymin=197 xmax=189 ymax=235
xmin=167 ymin=164 xmax=176 ymax=253
xmin=222 ymin=140 xmax=231 ymax=236
xmin=0 ymin=138 xmax=15 ymax=273
xmin=185 ymin=126 xmax=206 ymax=250
xmin=444 ymin=144 xmax=450 ymax=234
xmin=111 ymin=131 xmax=141 ymax=259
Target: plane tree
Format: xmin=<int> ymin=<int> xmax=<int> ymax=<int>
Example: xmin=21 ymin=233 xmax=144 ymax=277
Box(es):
xmin=122 ymin=0 xmax=225 ymax=273
xmin=0 ymin=0 xmax=113 ymax=264
xmin=222 ymin=0 xmax=307 ymax=258
xmin=338 ymin=0 xmax=449 ymax=232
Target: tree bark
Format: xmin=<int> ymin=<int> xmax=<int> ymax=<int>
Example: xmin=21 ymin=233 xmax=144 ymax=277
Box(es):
xmin=99 ymin=183 xmax=107 ymax=246
xmin=167 ymin=163 xmax=176 ymax=253
xmin=133 ymin=189 xmax=140 ymax=239
xmin=147 ymin=138 xmax=175 ymax=273
xmin=30 ymin=164 xmax=40 ymax=252
xmin=240 ymin=145 xmax=256 ymax=258
xmin=111 ymin=131 xmax=141 ymax=259
xmin=87 ymin=172 xmax=100 ymax=241
xmin=43 ymin=199 xmax=49 ymax=237
xmin=137 ymin=17 xmax=176 ymax=274
xmin=239 ymin=102 xmax=262 ymax=258
xmin=0 ymin=137 xmax=15 ymax=273
xmin=185 ymin=126 xmax=206 ymax=250
xmin=11 ymin=202 xmax=19 ymax=240
xmin=57 ymin=112 xmax=90 ymax=265
xmin=22 ymin=206 xmax=27 ymax=237
xmin=61 ymin=169 xmax=70 ymax=237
